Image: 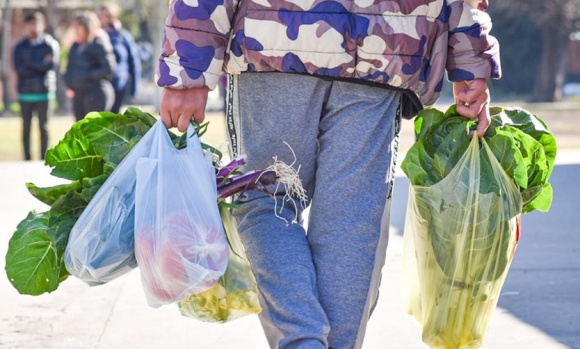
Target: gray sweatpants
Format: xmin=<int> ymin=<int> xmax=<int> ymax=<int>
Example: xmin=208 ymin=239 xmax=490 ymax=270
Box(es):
xmin=227 ymin=72 xmax=401 ymax=349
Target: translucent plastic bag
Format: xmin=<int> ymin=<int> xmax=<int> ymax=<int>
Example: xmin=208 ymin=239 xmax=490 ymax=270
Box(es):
xmin=178 ymin=205 xmax=261 ymax=322
xmin=64 ymin=121 xmax=159 ymax=285
xmin=134 ymin=121 xmax=229 ymax=307
xmin=402 ymin=135 xmax=522 ymax=349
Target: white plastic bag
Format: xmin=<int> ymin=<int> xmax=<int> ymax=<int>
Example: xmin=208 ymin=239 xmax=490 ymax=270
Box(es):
xmin=64 ymin=121 xmax=160 ymax=285
xmin=134 ymin=121 xmax=229 ymax=307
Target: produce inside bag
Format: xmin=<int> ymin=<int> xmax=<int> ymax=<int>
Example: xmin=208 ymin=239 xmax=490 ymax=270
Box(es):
xmin=400 ymin=106 xmax=556 ymax=349
xmin=178 ymin=205 xmax=261 ymax=323
xmin=134 ymin=121 xmax=229 ymax=307
xmin=62 ymin=110 xmax=158 ymax=286
xmin=5 ymin=107 xmax=301 ymax=327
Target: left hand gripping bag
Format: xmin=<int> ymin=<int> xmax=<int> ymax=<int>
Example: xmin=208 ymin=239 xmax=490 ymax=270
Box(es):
xmin=64 ymin=121 xmax=162 ymax=286
xmin=134 ymin=122 xmax=229 ymax=308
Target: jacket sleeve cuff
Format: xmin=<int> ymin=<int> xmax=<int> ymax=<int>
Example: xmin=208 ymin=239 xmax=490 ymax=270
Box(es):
xmin=447 ymin=48 xmax=501 ymax=81
xmin=155 ymin=19 xmax=226 ymax=90
xmin=156 ymin=54 xmax=221 ymax=90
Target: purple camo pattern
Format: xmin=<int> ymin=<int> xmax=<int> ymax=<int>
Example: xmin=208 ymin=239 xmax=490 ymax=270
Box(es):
xmin=157 ymin=0 xmax=500 ymax=110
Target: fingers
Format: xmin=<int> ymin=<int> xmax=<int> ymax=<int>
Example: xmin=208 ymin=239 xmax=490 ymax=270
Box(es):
xmin=452 ymin=79 xmax=491 ymax=136
xmin=454 ymin=82 xmax=478 ymax=118
xmin=455 ymin=95 xmax=486 ymax=119
xmin=159 ymin=87 xmax=209 ymax=132
xmin=454 ymin=81 xmax=488 ymax=117
xmin=475 ymin=103 xmax=490 ymax=138
xmin=176 ymin=96 xmax=206 ymax=132
xmin=176 ymin=112 xmax=194 ymax=133
xmin=159 ymin=88 xmax=175 ymax=129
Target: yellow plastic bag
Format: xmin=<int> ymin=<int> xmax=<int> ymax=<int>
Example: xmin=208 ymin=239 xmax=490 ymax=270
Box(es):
xmin=402 ymin=135 xmax=522 ymax=349
xmin=177 ymin=205 xmax=262 ymax=322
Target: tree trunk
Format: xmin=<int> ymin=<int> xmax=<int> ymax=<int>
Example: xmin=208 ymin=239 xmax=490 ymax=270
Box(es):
xmin=45 ymin=0 xmax=59 ymax=35
xmin=150 ymin=1 xmax=168 ymax=108
xmin=531 ymin=27 xmax=570 ymax=102
xmin=0 ymin=0 xmax=12 ymax=115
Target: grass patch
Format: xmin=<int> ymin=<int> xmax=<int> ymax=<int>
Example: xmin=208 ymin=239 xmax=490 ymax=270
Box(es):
xmin=0 ymin=102 xmax=22 ymax=114
xmin=0 ymin=115 xmax=75 ymax=161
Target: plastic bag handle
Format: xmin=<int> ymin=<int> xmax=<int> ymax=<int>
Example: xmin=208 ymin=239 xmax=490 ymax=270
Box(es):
xmin=184 ymin=123 xmax=217 ymax=191
xmin=151 ymin=121 xmax=200 ymax=157
xmin=185 ymin=123 xmax=203 ymax=157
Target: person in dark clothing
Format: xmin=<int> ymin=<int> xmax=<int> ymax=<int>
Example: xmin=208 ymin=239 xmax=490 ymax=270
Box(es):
xmin=97 ymin=2 xmax=141 ymax=113
xmin=63 ymin=11 xmax=116 ymax=121
xmin=13 ymin=12 xmax=59 ymax=161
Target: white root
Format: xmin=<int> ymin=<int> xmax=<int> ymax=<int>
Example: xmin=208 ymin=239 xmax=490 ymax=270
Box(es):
xmin=266 ymin=142 xmax=308 ymax=225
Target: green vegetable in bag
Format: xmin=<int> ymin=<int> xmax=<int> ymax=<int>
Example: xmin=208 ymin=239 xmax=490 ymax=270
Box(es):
xmin=400 ymin=105 xmax=556 ymax=349
xmin=402 ymin=105 xmax=556 ymax=213
xmin=178 ymin=205 xmax=261 ymax=322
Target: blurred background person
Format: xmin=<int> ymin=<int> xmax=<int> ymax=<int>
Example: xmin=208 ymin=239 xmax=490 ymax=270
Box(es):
xmin=13 ymin=12 xmax=59 ymax=161
xmin=97 ymin=2 xmax=141 ymax=113
xmin=63 ymin=11 xmax=116 ymax=121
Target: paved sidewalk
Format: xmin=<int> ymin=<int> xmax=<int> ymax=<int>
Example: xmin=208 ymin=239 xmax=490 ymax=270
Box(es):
xmin=1 ymin=147 xmax=579 ymax=348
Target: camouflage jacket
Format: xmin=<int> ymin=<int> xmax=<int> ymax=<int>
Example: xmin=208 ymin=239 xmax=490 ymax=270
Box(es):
xmin=157 ymin=0 xmax=501 ymax=114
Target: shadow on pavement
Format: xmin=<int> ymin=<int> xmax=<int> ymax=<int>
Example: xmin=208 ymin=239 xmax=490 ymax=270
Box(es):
xmin=390 ymin=163 xmax=580 ymax=349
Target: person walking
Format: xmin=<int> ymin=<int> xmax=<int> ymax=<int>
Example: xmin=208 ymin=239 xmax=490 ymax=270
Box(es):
xmin=13 ymin=12 xmax=59 ymax=161
xmin=97 ymin=2 xmax=142 ymax=113
xmin=63 ymin=11 xmax=116 ymax=122
xmin=158 ymin=1 xmax=500 ymax=348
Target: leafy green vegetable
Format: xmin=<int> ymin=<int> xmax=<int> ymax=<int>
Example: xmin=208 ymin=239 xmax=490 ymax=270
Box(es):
xmin=5 ymin=108 xmax=158 ymax=295
xmin=402 ymin=105 xmax=556 ymax=213
xmin=44 ymin=125 xmax=104 ymax=180
xmin=80 ymin=110 xmax=154 ymax=166
xmin=26 ymin=181 xmax=83 ymax=206
xmin=5 ymin=106 xmax=287 ymax=302
xmin=5 ymin=212 xmax=59 ymax=295
xmin=401 ymin=105 xmax=557 ymax=348
xmin=401 ymin=104 xmax=556 ymax=288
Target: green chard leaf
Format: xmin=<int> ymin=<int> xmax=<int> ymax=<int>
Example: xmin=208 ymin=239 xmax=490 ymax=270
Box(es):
xmin=5 ymin=212 xmax=60 ymax=295
xmin=49 ymin=189 xmax=93 ymax=281
xmin=413 ymin=107 xmax=447 ymax=141
xmin=26 ymin=181 xmax=83 ymax=206
xmin=80 ymin=112 xmax=153 ymax=166
xmin=79 ymin=174 xmax=109 ymax=202
xmin=431 ymin=117 xmax=471 ymax=181
xmin=523 ymin=183 xmax=553 ymax=213
xmin=491 ymin=107 xmax=557 ymax=178
xmin=6 ymin=109 xmax=158 ymax=296
xmin=493 ymin=126 xmax=552 ymax=211
xmin=402 ymin=115 xmax=472 ymax=187
xmin=121 ymin=107 xmax=158 ymax=128
xmin=403 ymin=105 xmax=556 ymax=215
xmin=487 ymin=129 xmax=527 ymax=189
xmin=44 ymin=124 xmax=104 ymax=181
xmin=401 ymin=139 xmax=435 ymax=187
